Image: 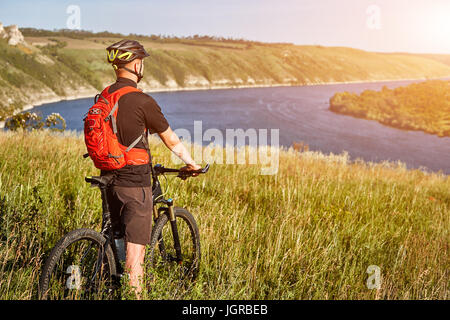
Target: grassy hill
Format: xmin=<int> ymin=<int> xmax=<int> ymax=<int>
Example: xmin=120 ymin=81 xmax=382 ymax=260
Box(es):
xmin=385 ymin=52 xmax=450 ymax=67
xmin=413 ymin=54 xmax=450 ymax=67
xmin=0 ymin=130 xmax=448 ymax=299
xmin=329 ymin=80 xmax=450 ymax=137
xmin=1 ymin=28 xmax=450 ymax=120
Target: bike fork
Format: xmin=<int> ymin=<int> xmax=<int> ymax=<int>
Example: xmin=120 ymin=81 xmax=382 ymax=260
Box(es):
xmin=167 ymin=199 xmax=183 ymax=264
xmin=153 ymin=206 xmax=167 ymax=259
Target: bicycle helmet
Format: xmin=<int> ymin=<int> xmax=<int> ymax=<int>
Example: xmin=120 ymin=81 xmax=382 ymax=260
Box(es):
xmin=106 ymin=39 xmax=150 ymax=82
xmin=106 ymin=39 xmax=149 ymax=66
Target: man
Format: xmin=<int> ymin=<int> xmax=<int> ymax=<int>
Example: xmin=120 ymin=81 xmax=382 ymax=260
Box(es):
xmin=103 ymin=39 xmax=201 ymax=298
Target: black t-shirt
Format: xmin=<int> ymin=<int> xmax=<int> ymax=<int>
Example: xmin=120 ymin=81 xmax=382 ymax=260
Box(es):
xmin=101 ymin=77 xmax=169 ymax=187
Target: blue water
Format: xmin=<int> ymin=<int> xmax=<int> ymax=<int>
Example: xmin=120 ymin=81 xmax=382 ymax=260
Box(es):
xmin=30 ymin=79 xmax=450 ymax=174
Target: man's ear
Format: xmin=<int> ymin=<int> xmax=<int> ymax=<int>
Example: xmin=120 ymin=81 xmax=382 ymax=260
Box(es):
xmin=134 ymin=60 xmax=142 ymax=73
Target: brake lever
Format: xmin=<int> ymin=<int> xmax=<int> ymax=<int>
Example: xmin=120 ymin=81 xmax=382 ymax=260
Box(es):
xmin=200 ymin=164 xmax=210 ymax=174
xmin=177 ymin=164 xmax=210 ymax=179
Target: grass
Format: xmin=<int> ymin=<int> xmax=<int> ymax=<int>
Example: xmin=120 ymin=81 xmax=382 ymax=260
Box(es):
xmin=0 ymin=130 xmax=448 ymax=299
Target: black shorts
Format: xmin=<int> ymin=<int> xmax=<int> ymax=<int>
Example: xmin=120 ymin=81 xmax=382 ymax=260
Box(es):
xmin=106 ymin=185 xmax=153 ymax=245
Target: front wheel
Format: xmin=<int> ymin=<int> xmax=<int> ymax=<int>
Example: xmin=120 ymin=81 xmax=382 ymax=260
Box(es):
xmin=148 ymin=207 xmax=201 ymax=281
xmin=38 ymin=228 xmax=117 ymax=300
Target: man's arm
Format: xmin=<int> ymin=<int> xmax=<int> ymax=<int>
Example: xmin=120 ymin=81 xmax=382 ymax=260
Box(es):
xmin=158 ymin=126 xmax=201 ymax=172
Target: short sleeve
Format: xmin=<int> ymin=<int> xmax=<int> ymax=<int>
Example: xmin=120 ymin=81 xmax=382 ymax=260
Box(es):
xmin=142 ymin=95 xmax=170 ymax=134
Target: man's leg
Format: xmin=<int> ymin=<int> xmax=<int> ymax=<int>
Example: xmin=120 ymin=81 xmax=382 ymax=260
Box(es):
xmin=125 ymin=242 xmax=146 ymax=299
xmin=110 ymin=185 xmax=152 ymax=299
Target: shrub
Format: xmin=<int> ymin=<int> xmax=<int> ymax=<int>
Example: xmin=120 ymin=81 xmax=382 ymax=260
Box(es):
xmin=329 ymin=80 xmax=450 ymax=137
xmin=5 ymin=112 xmax=66 ymax=132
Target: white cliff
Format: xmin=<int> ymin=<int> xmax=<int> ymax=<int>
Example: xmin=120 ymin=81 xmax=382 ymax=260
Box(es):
xmin=4 ymin=24 xmax=26 ymax=45
xmin=0 ymin=22 xmax=7 ymax=39
xmin=0 ymin=22 xmax=26 ymax=46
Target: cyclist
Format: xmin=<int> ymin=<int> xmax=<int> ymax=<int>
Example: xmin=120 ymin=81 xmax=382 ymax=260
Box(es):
xmin=103 ymin=39 xmax=201 ymax=298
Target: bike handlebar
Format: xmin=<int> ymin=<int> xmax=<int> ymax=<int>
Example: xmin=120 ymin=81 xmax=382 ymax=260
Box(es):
xmin=153 ymin=163 xmax=210 ymax=179
xmin=85 ymin=164 xmax=209 ymax=188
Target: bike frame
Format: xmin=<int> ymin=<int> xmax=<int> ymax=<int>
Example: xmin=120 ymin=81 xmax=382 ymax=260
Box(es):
xmin=89 ymin=163 xmax=209 ymax=277
xmin=92 ymin=167 xmax=173 ymax=276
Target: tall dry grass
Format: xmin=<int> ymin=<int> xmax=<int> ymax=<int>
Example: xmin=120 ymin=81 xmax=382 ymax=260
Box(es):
xmin=0 ymin=130 xmax=448 ymax=299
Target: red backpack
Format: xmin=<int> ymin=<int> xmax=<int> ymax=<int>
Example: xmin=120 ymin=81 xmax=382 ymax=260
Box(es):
xmin=84 ymin=86 xmax=150 ymax=171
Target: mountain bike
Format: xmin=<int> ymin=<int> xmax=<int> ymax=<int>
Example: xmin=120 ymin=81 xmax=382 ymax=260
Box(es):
xmin=38 ymin=163 xmax=209 ymax=300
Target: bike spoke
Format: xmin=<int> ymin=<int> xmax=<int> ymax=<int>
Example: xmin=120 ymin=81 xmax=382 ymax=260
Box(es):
xmin=44 ymin=238 xmax=112 ymax=300
xmin=149 ymin=212 xmax=199 ymax=282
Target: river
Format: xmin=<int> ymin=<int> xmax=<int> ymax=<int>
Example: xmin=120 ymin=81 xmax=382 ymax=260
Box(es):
xmin=30 ymin=79 xmax=450 ymax=174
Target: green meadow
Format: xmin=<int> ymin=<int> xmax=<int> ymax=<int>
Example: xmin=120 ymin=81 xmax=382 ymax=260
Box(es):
xmin=0 ymin=130 xmax=448 ymax=299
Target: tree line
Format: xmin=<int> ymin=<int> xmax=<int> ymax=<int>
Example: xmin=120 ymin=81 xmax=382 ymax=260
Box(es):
xmin=329 ymin=80 xmax=450 ymax=137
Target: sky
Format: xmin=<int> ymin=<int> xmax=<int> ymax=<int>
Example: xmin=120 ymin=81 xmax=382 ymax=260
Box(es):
xmin=0 ymin=0 xmax=449 ymax=54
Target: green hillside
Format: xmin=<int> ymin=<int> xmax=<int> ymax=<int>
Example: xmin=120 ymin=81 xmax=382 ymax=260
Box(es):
xmin=386 ymin=52 xmax=450 ymax=67
xmin=1 ymin=28 xmax=450 ymax=120
xmin=329 ymin=80 xmax=450 ymax=137
xmin=414 ymin=54 xmax=450 ymax=67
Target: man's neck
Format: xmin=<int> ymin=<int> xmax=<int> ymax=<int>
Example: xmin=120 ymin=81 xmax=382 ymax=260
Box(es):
xmin=114 ymin=77 xmax=138 ymax=89
xmin=116 ymin=70 xmax=138 ymax=83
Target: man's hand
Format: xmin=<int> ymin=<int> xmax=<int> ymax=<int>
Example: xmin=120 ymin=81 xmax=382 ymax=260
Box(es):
xmin=180 ymin=163 xmax=202 ymax=177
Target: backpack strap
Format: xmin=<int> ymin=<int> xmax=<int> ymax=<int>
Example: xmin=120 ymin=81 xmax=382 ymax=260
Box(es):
xmin=111 ymin=86 xmax=142 ymax=97
xmin=105 ymin=102 xmax=119 ymax=134
xmin=104 ymin=86 xmax=142 ymax=135
xmin=99 ymin=94 xmax=108 ymax=105
xmin=94 ymin=86 xmax=111 ymax=104
xmin=125 ymin=134 xmax=144 ymax=152
xmin=105 ymin=86 xmax=148 ymax=154
xmin=142 ymin=129 xmax=152 ymax=165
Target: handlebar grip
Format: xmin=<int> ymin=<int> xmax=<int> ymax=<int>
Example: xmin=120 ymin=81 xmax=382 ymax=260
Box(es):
xmin=153 ymin=163 xmax=210 ymax=178
xmin=177 ymin=164 xmax=210 ymax=178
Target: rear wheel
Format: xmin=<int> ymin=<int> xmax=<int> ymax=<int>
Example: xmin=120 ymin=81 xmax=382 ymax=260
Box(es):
xmin=148 ymin=207 xmax=201 ymax=281
xmin=39 ymin=228 xmax=117 ymax=300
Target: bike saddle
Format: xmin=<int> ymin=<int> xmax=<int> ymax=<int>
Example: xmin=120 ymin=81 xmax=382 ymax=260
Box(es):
xmin=85 ymin=175 xmax=114 ymax=188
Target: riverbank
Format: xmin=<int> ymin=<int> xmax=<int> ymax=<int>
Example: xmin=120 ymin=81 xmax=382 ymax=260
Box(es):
xmin=3 ymin=31 xmax=450 ymax=123
xmin=2 ymin=75 xmax=448 ymax=129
